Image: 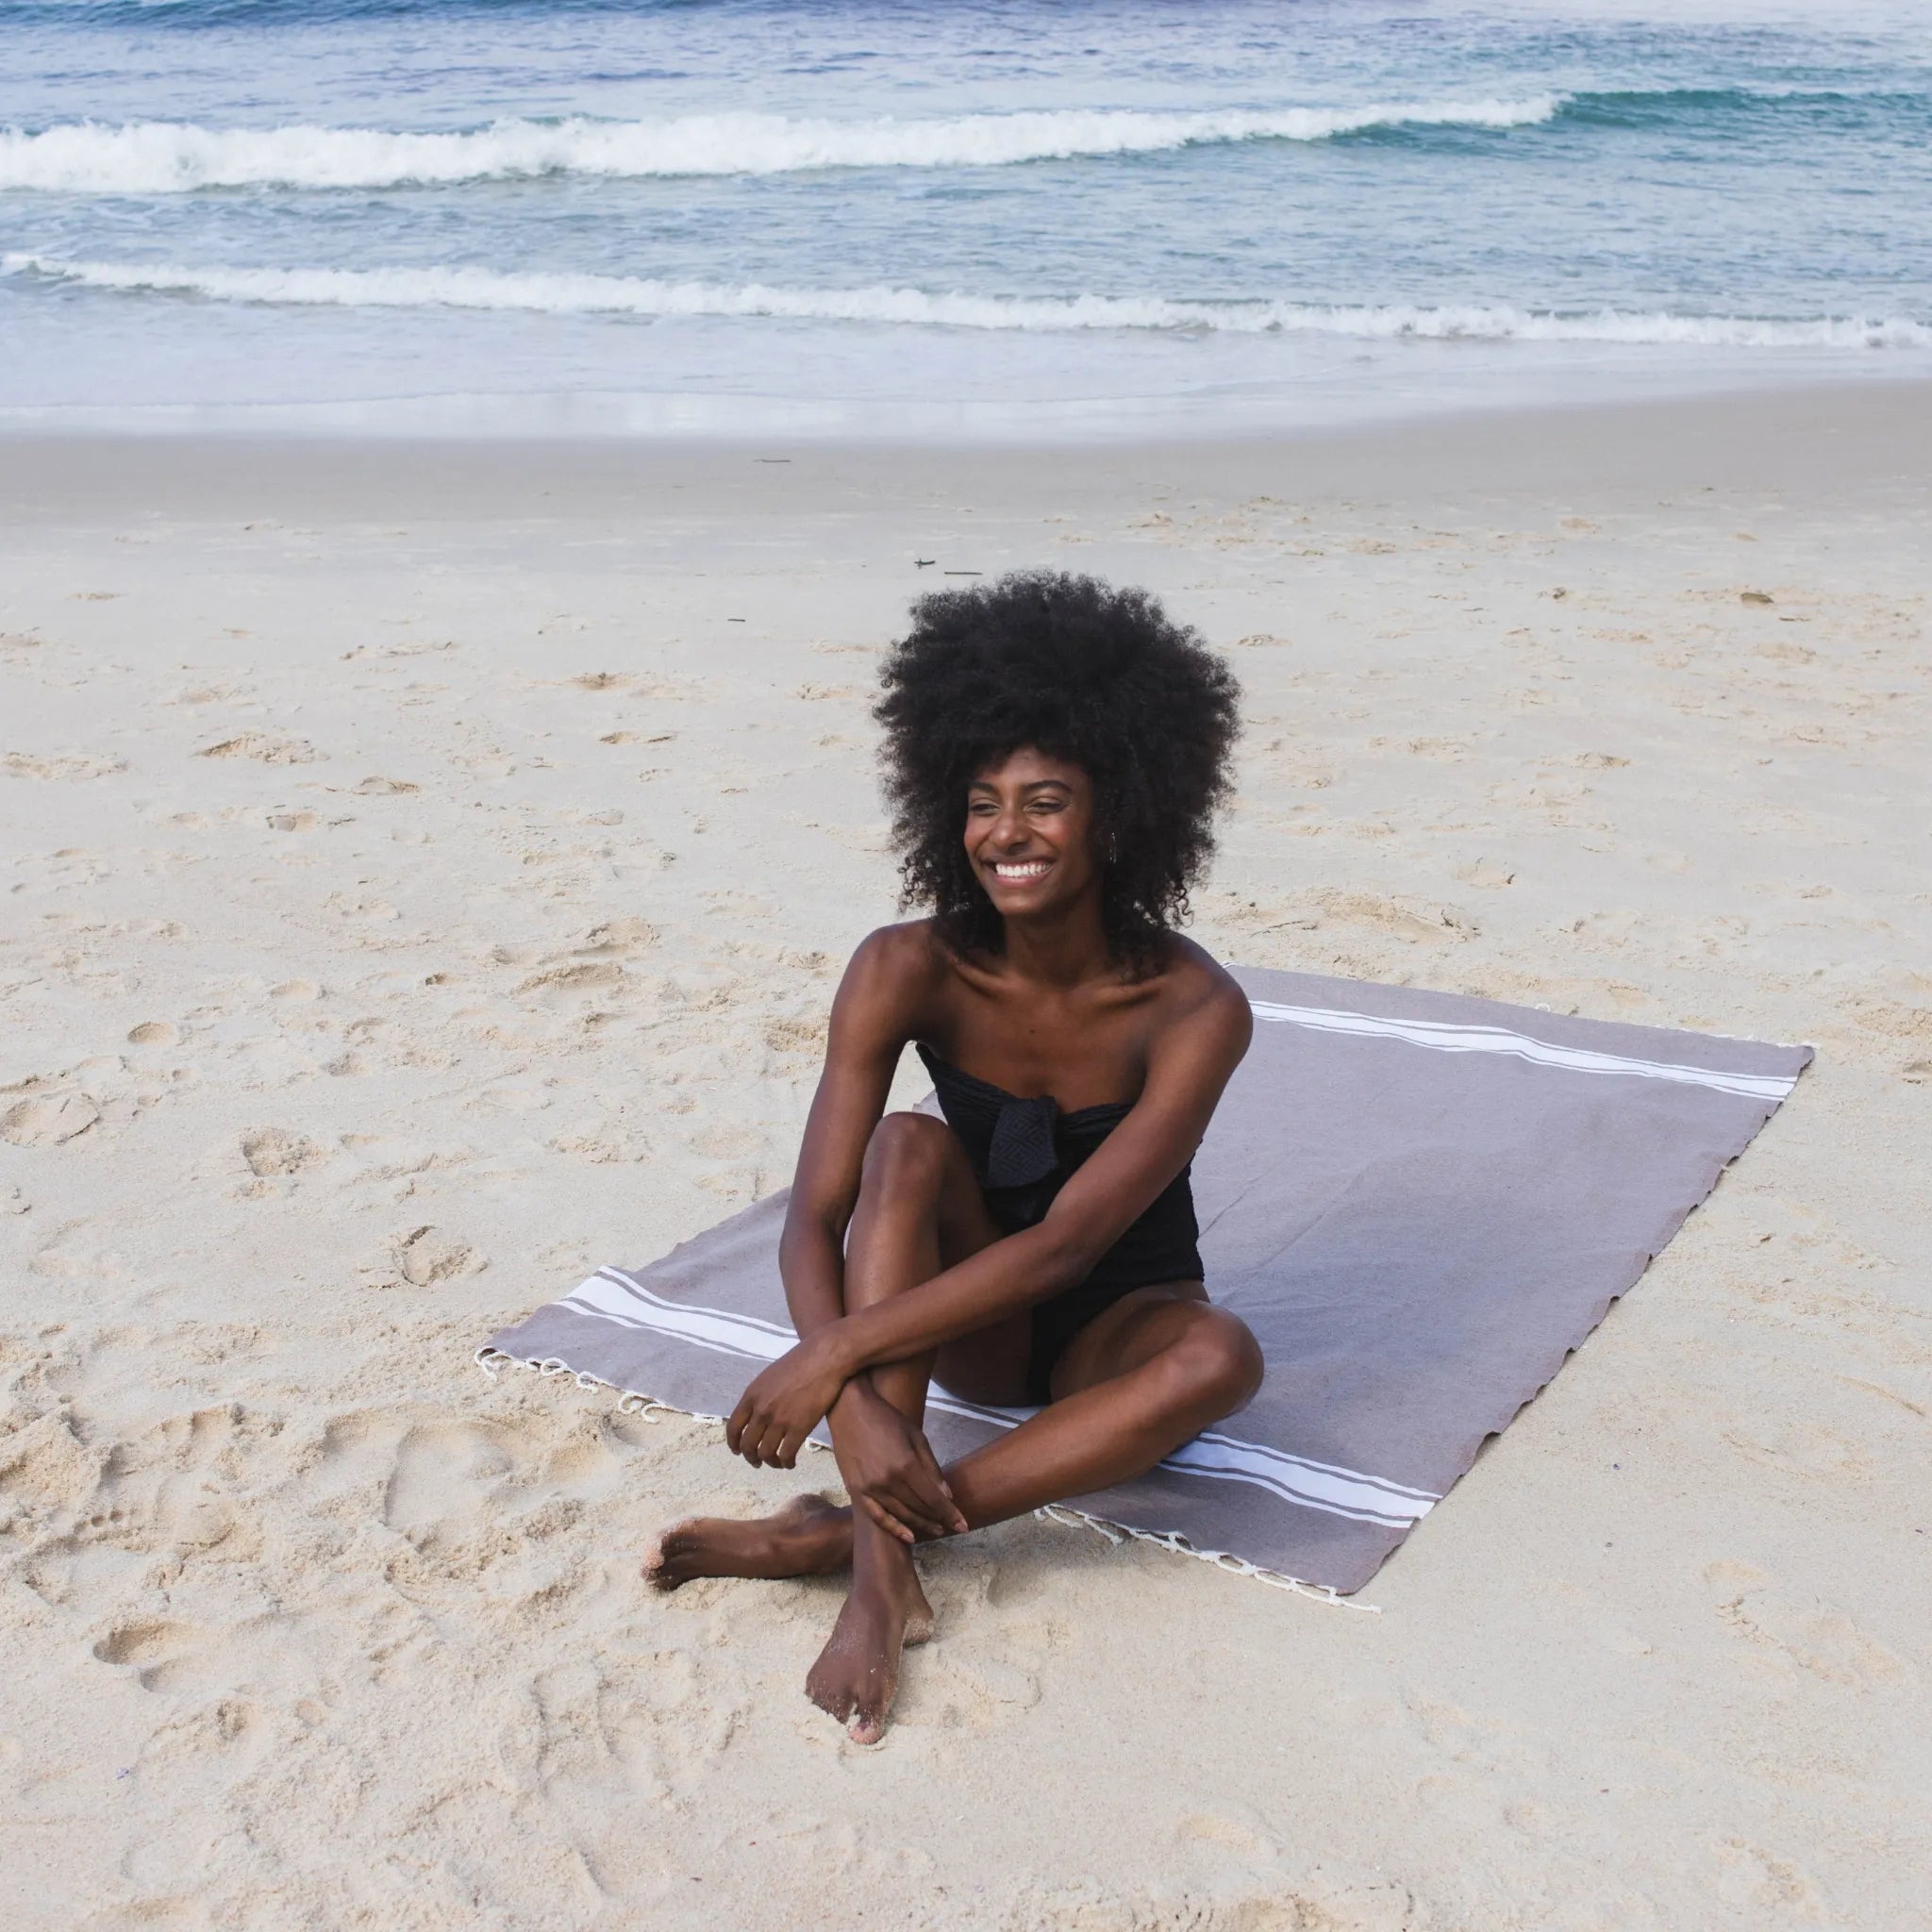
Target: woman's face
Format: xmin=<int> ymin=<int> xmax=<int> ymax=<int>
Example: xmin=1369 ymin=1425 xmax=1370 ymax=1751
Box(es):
xmin=963 ymin=746 xmax=1101 ymax=919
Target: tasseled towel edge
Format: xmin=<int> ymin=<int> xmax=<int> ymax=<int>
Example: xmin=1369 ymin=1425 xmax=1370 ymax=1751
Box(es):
xmin=475 ymin=1346 xmax=1378 ymax=1613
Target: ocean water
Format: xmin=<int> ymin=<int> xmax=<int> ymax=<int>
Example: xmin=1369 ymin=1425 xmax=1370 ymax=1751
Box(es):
xmin=2 ymin=0 xmax=1929 ymax=437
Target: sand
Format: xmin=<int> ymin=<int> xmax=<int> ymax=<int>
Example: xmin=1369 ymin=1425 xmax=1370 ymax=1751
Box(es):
xmin=3 ymin=384 xmax=1929 ymax=1930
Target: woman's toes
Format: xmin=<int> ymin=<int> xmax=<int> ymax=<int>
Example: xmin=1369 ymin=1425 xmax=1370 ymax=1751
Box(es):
xmin=808 ymin=1677 xmax=854 ymax=1724
xmin=640 ymin=1526 xmax=679 ymax=1588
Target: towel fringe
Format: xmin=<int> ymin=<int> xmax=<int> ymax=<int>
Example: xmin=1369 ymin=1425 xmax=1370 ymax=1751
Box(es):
xmin=479 ymin=1346 xmax=685 ymax=1420
xmin=480 ymin=1347 xmax=1375 ymax=1610
xmin=1033 ymin=1503 xmax=1379 ymax=1612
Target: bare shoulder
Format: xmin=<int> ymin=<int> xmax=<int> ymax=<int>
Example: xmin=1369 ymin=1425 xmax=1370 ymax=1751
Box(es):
xmin=838 ymin=918 xmax=951 ymax=1014
xmin=1149 ymin=937 xmax=1253 ymax=1055
xmin=847 ymin=917 xmax=947 ymax=980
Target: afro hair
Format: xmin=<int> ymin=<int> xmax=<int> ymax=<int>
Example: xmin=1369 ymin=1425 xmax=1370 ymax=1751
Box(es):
xmin=874 ymin=571 xmax=1241 ymax=971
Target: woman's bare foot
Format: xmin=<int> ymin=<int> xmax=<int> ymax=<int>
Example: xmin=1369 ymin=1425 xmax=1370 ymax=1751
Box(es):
xmin=805 ymin=1537 xmax=934 ymax=1745
xmin=643 ymin=1492 xmax=851 ymax=1592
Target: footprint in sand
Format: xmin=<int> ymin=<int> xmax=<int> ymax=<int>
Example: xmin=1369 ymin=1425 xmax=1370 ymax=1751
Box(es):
xmin=195 ymin=732 xmax=320 ymax=765
xmin=47 ymin=1410 xmax=251 ymax=1574
xmin=1705 ymin=1560 xmax=1907 ymax=1686
xmin=496 ymin=1657 xmax=674 ymax=1807
xmin=577 ymin=917 xmax=658 ymax=957
xmin=93 ymin=1618 xmax=225 ymax=1693
xmin=171 ymin=680 xmax=251 ymax=705
xmin=381 ymin=1420 xmax=515 ymax=1538
xmin=2 ymin=1092 xmax=100 ymax=1147
xmin=4 ymin=750 xmax=126 ymax=780
xmin=1724 ymin=1591 xmax=1907 ymax=1686
xmin=393 ymin=1224 xmax=487 ymax=1286
xmin=239 ymin=1127 xmax=327 ymax=1176
xmin=1712 ymin=1839 xmax=1823 ymax=1914
xmin=517 ymin=961 xmax=625 ymax=999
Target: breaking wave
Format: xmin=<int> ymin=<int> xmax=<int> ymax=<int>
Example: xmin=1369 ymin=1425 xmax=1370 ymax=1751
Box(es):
xmin=8 ymin=255 xmax=1926 ymax=349
xmin=0 ymin=98 xmax=1563 ymax=192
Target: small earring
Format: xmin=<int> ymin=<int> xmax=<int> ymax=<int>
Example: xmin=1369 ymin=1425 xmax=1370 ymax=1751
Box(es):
xmin=1106 ymin=832 xmax=1120 ymax=866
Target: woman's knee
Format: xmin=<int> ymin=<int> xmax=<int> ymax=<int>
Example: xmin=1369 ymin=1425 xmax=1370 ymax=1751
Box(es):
xmin=1162 ymin=1307 xmax=1264 ymax=1419
xmin=859 ymin=1110 xmax=958 ymax=1196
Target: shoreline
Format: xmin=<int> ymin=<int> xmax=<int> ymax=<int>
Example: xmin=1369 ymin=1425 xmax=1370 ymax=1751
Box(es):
xmin=3 ymin=356 xmax=1929 ymax=455
xmin=6 ymin=378 xmax=1930 ymax=523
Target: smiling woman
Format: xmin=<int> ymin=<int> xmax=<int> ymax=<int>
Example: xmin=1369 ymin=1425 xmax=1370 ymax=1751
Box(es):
xmin=876 ymin=574 xmax=1241 ymax=970
xmin=643 ymin=573 xmax=1260 ymax=1743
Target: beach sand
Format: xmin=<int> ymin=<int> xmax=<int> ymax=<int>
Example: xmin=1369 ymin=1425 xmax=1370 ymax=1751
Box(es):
xmin=4 ymin=385 xmax=1928 ymax=1929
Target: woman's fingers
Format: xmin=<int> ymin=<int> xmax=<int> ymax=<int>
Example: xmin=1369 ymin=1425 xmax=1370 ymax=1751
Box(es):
xmin=887 ymin=1436 xmax=960 ymax=1536
xmin=859 ymin=1494 xmax=914 ymax=1543
xmin=732 ymin=1409 xmax=824 ymax=1470
xmin=863 ymin=1482 xmax=925 ymax=1541
xmin=881 ymin=1478 xmax=947 ymax=1541
xmin=878 ymin=1498 xmax=932 ymax=1541
xmin=911 ymin=1434 xmax=969 ymax=1534
xmin=736 ymin=1397 xmax=960 ymax=1538
xmin=728 ymin=1386 xmax=785 ymax=1462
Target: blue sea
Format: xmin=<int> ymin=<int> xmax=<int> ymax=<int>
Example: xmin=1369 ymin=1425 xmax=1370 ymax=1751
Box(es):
xmin=3 ymin=0 xmax=1928 ymax=437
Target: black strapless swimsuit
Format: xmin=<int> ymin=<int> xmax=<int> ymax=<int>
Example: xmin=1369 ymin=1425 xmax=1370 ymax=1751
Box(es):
xmin=916 ymin=1044 xmax=1206 ymax=1404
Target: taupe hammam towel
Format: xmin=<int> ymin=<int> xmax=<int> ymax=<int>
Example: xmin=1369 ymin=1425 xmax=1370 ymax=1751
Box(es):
xmin=481 ymin=965 xmax=1810 ymax=1595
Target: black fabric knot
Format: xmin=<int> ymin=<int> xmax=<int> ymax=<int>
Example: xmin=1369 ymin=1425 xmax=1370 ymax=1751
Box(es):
xmin=985 ymin=1093 xmax=1060 ymax=1190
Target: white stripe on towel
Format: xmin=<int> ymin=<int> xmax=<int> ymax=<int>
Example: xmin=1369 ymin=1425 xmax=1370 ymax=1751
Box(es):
xmin=1247 ymin=1000 xmax=1795 ymax=1100
xmin=554 ymin=1268 xmax=1437 ymax=1529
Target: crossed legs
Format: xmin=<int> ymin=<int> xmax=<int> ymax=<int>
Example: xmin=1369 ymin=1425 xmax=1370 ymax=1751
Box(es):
xmin=644 ymin=1111 xmax=1263 ymax=1741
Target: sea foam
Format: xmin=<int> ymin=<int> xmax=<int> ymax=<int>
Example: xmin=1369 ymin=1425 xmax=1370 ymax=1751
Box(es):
xmin=8 ymin=255 xmax=1925 ymax=349
xmin=0 ymin=99 xmax=1562 ymax=192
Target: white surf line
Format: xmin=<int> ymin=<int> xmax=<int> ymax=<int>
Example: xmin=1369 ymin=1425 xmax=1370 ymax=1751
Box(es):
xmin=554 ymin=1268 xmax=1436 ymax=1528
xmin=12 ymin=255 xmax=1923 ymax=351
xmin=1247 ymin=1000 xmax=1796 ymax=1100
xmin=0 ymin=99 xmax=1565 ymax=194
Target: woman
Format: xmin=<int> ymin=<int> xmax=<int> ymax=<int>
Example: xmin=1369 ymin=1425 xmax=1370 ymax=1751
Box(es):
xmin=646 ymin=573 xmax=1262 ymax=1742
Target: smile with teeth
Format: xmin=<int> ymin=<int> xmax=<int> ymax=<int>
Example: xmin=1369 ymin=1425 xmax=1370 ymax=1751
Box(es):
xmin=991 ymin=858 xmax=1053 ymax=881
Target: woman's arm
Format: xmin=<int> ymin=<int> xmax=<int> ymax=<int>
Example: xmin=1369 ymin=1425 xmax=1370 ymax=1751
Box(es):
xmin=775 ymin=927 xmax=923 ymax=1342
xmin=830 ymin=971 xmax=1252 ymax=1372
xmin=730 ymin=966 xmax=1252 ymax=1466
xmin=762 ymin=926 xmax=970 ymax=1539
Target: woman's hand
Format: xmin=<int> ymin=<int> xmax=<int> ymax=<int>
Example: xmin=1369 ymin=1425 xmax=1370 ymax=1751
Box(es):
xmin=829 ymin=1378 xmax=967 ymax=1543
xmin=725 ymin=1331 xmax=851 ymax=1470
